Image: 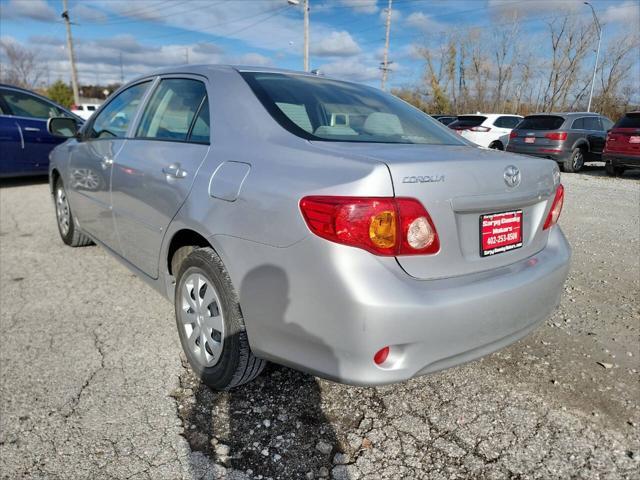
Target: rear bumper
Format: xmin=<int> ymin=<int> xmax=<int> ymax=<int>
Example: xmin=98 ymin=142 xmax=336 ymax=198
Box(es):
xmin=215 ymin=226 xmax=571 ymax=386
xmin=506 ymin=144 xmax=571 ymax=162
xmin=603 ymin=153 xmax=640 ymax=168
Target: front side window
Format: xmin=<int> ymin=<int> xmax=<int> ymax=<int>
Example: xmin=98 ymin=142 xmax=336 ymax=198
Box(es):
xmin=136 ymin=78 xmax=208 ymax=143
xmin=89 ymin=81 xmax=151 ymax=139
xmin=583 ymin=117 xmax=601 ymax=131
xmin=0 ymin=88 xmax=66 ymax=119
xmin=241 ymin=72 xmax=464 ymax=145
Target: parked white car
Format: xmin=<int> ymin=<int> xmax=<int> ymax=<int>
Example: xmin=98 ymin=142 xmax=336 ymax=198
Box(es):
xmin=71 ymin=103 xmax=101 ymax=120
xmin=449 ymin=114 xmax=523 ymax=150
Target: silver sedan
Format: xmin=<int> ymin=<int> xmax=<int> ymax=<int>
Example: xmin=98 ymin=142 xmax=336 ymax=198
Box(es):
xmin=47 ymin=65 xmax=571 ymax=390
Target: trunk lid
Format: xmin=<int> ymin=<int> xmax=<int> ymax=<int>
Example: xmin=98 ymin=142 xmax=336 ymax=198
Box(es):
xmin=310 ymin=142 xmax=559 ymax=280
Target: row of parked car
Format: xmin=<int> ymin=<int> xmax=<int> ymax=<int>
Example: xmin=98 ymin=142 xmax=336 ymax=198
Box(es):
xmin=0 ymin=81 xmax=638 ymax=178
xmin=434 ymin=111 xmax=639 ymax=176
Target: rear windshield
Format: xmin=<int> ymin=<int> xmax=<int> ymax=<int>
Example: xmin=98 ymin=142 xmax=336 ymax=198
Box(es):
xmin=448 ymin=115 xmax=486 ymax=128
xmin=614 ymin=113 xmax=640 ymax=129
xmin=240 ymin=72 xmax=464 ymax=145
xmin=517 ymin=115 xmax=565 ymax=130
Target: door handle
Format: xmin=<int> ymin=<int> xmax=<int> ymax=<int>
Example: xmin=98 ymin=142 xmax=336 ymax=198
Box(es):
xmin=23 ymin=127 xmax=40 ymax=132
xmin=162 ymin=163 xmax=187 ymax=178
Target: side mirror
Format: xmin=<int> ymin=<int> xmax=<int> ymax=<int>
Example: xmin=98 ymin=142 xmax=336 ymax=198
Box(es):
xmin=47 ymin=117 xmax=79 ymax=138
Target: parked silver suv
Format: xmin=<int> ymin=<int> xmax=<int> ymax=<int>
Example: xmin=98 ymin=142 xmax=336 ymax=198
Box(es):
xmin=506 ymin=112 xmax=614 ymax=172
xmin=47 ymin=65 xmax=570 ymax=390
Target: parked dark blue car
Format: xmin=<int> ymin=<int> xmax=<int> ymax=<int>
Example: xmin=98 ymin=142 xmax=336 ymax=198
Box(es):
xmin=0 ymin=84 xmax=81 ymax=178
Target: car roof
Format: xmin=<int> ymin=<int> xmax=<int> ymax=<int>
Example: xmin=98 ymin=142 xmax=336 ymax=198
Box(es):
xmin=525 ymin=112 xmax=601 ymax=118
xmin=458 ymin=113 xmax=522 ymax=117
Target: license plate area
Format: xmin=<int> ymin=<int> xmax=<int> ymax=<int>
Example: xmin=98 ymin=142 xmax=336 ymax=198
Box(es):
xmin=524 ymin=137 xmax=535 ymax=144
xmin=480 ymin=210 xmax=523 ymax=257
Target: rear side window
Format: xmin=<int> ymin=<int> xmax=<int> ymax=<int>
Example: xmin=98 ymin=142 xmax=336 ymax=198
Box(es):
xmin=572 ymin=117 xmax=585 ymax=129
xmin=0 ymin=88 xmax=66 ymax=119
xmin=449 ymin=116 xmax=486 ymax=128
xmin=518 ymin=115 xmax=565 ymax=130
xmin=89 ymin=81 xmax=151 ymax=139
xmin=583 ymin=117 xmax=601 ymax=130
xmin=494 ymin=116 xmax=521 ymax=128
xmin=136 ymin=78 xmax=208 ymax=143
xmin=613 ymin=113 xmax=640 ymax=128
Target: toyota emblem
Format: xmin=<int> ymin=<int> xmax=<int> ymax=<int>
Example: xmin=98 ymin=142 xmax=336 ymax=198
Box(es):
xmin=504 ymin=165 xmax=521 ymax=188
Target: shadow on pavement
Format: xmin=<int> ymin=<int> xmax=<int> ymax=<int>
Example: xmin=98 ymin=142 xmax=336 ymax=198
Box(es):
xmin=0 ymin=175 xmax=49 ymax=188
xmin=575 ymin=163 xmax=640 ymax=180
xmin=174 ymin=265 xmax=351 ymax=479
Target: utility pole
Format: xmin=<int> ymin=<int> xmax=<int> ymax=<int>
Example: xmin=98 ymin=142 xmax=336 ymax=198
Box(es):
xmin=380 ymin=0 xmax=392 ymax=90
xmin=119 ymin=53 xmax=124 ymax=84
xmin=287 ymin=0 xmax=309 ymax=71
xmin=584 ymin=1 xmax=601 ymax=112
xmin=303 ymin=0 xmax=309 ymax=71
xmin=61 ymin=0 xmax=80 ymax=105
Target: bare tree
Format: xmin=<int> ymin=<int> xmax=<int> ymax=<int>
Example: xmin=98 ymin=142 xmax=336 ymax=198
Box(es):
xmin=0 ymin=41 xmax=43 ymax=88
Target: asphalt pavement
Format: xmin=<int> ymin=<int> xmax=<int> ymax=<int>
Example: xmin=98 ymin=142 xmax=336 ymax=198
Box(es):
xmin=1 ymin=165 xmax=638 ymax=479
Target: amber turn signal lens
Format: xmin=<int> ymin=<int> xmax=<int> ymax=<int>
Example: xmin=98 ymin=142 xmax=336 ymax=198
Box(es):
xmin=369 ymin=210 xmax=396 ymax=249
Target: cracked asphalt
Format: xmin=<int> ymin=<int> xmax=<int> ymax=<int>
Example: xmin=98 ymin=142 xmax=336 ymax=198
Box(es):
xmin=1 ymin=166 xmax=639 ymax=479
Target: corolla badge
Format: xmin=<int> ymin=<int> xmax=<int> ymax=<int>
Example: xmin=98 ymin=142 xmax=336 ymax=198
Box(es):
xmin=503 ymin=165 xmax=521 ymax=188
xmin=402 ymin=175 xmax=445 ymax=184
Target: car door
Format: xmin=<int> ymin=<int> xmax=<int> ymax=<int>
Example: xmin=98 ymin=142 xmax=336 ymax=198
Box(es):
xmin=584 ymin=116 xmax=606 ymax=156
xmin=0 ymin=96 xmax=23 ymax=177
xmin=111 ymin=76 xmax=210 ymax=278
xmin=67 ymin=80 xmax=153 ymax=251
xmin=0 ymin=87 xmax=68 ymax=174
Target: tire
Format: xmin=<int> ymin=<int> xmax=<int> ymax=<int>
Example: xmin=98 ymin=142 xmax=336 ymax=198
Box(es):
xmin=564 ymin=148 xmax=585 ymax=173
xmin=174 ymin=247 xmax=266 ymax=390
xmin=605 ymin=163 xmax=624 ymax=177
xmin=489 ymin=141 xmax=504 ymax=150
xmin=54 ymin=177 xmax=93 ymax=247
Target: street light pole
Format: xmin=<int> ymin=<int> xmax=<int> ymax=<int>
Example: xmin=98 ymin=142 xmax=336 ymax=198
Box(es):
xmin=584 ymin=2 xmax=602 ymax=113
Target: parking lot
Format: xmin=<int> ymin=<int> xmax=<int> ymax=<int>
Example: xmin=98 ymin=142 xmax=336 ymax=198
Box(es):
xmin=0 ymin=166 xmax=638 ymax=480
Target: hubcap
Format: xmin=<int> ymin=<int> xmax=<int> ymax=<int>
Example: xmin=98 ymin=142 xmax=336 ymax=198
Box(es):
xmin=179 ymin=273 xmax=225 ymax=367
xmin=573 ymin=152 xmax=583 ymax=169
xmin=55 ymin=187 xmax=70 ymax=236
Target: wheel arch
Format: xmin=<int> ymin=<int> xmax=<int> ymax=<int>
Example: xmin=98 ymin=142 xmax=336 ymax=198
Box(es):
xmin=50 ymin=168 xmax=61 ymax=194
xmin=166 ymin=228 xmax=213 ymax=276
xmin=571 ymin=139 xmax=589 ymax=152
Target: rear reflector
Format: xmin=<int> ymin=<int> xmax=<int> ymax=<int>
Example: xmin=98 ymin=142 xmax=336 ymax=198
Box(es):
xmin=299 ymin=196 xmax=440 ymax=256
xmin=543 ymin=184 xmax=564 ymax=230
xmin=544 ymin=132 xmax=568 ymax=141
xmin=374 ymin=346 xmax=390 ymax=365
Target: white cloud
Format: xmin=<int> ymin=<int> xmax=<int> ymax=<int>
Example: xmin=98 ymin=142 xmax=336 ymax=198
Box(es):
xmin=339 ymin=0 xmax=378 ymax=14
xmin=487 ymin=0 xmax=582 ymax=18
xmin=232 ymin=52 xmax=272 ymax=66
xmin=318 ymin=58 xmax=380 ymax=82
xmin=602 ymin=1 xmax=640 ymax=27
xmin=0 ymin=0 xmax=56 ymax=21
xmin=310 ymin=31 xmax=361 ymax=57
xmin=405 ymin=12 xmax=440 ymax=32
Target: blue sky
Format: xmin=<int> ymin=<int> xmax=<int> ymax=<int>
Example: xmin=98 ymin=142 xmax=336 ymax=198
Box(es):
xmin=0 ymin=0 xmax=638 ymax=89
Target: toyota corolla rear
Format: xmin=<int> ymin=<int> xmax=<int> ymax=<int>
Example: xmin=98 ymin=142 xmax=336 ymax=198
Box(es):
xmin=237 ymin=70 xmax=571 ymax=385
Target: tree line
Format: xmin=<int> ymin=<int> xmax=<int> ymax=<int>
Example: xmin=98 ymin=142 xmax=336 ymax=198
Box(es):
xmin=392 ymin=13 xmax=639 ymax=121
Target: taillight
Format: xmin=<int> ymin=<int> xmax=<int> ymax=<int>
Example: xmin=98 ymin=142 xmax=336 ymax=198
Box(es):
xmin=299 ymin=196 xmax=440 ymax=256
xmin=509 ymin=131 xmax=518 ymax=139
xmin=544 ymin=132 xmax=567 ymax=141
xmin=543 ymin=184 xmax=564 ymax=230
xmin=470 ymin=126 xmax=491 ymax=132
